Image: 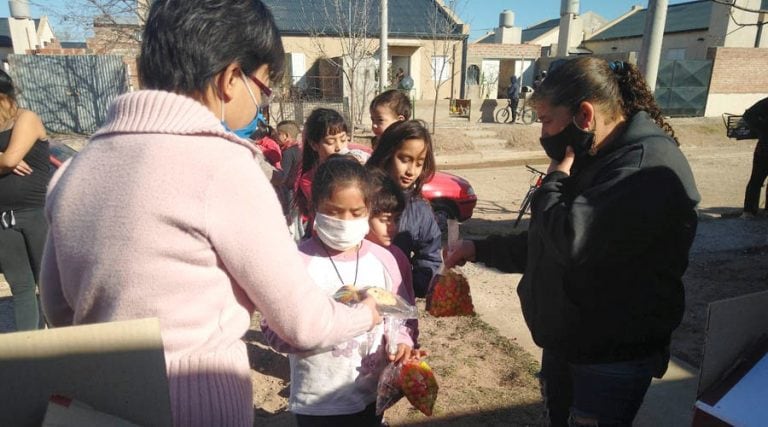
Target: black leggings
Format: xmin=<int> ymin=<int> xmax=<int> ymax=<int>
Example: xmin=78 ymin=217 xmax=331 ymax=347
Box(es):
xmin=744 ymin=148 xmax=768 ymax=214
xmin=0 ymin=207 xmax=47 ymax=330
xmin=295 ymin=401 xmax=382 ymax=427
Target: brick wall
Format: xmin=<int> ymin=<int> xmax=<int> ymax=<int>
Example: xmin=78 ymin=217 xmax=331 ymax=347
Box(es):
xmin=708 ymin=47 xmax=768 ymax=94
xmin=87 ymin=24 xmax=141 ymax=90
xmin=27 ymin=47 xmax=89 ymax=55
xmin=467 ymin=43 xmax=542 ymax=60
xmin=26 ymin=38 xmax=89 ymax=55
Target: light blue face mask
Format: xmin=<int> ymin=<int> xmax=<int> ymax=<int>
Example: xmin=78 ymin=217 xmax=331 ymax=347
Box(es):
xmin=221 ymin=74 xmax=265 ymax=139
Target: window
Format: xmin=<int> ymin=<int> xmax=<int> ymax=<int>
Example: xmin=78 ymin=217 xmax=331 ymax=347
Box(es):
xmin=665 ymin=48 xmax=686 ymax=60
xmin=467 ymin=65 xmax=480 ymax=85
xmin=432 ymin=56 xmax=450 ymax=82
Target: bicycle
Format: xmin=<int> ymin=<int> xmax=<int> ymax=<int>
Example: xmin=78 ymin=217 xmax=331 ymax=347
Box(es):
xmin=514 ymin=165 xmax=546 ymax=228
xmin=495 ymin=97 xmax=536 ymax=125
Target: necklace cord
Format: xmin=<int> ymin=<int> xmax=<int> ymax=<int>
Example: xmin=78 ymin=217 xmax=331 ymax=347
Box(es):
xmin=320 ymin=240 xmax=360 ymax=287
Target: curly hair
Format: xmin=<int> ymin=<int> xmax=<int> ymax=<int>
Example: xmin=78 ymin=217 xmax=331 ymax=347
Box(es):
xmin=532 ymin=57 xmax=677 ymax=145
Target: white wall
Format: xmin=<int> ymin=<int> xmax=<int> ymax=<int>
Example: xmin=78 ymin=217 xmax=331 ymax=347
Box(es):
xmin=705 ymin=93 xmax=768 ymax=117
xmin=35 ymin=16 xmax=55 ymax=46
xmin=8 ymin=17 xmax=38 ymax=53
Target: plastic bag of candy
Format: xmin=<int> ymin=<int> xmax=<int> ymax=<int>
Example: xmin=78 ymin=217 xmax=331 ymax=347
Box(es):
xmin=375 ymin=359 xmax=439 ymax=416
xmin=401 ymin=360 xmax=439 ymax=416
xmin=375 ymin=363 xmax=405 ymax=415
xmin=425 ymin=269 xmax=474 ymax=317
xmin=333 ymin=285 xmax=418 ymax=319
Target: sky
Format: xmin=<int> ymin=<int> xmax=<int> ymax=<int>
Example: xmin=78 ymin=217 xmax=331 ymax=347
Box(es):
xmin=457 ymin=0 xmax=692 ymax=40
xmin=2 ymin=0 xmax=693 ymax=42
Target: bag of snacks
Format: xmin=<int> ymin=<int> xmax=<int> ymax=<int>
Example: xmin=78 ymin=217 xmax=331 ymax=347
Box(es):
xmin=400 ymin=360 xmax=439 ymax=416
xmin=333 ymin=285 xmax=418 ymax=319
xmin=375 ymin=363 xmax=405 ymax=415
xmin=375 ymin=360 xmax=439 ymax=416
xmin=426 ymin=269 xmax=474 ymax=317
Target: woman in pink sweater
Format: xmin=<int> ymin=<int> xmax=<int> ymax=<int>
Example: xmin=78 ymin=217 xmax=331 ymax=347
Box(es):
xmin=40 ymin=1 xmax=380 ymax=425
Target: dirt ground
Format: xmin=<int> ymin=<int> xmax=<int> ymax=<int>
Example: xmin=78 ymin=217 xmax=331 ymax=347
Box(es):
xmin=1 ymin=116 xmax=766 ymax=426
xmin=245 ymin=117 xmax=768 ymax=426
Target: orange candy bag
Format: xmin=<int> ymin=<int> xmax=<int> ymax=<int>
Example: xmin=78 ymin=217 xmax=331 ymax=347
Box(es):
xmin=400 ymin=360 xmax=439 ymax=416
xmin=426 ymin=269 xmax=474 ymax=317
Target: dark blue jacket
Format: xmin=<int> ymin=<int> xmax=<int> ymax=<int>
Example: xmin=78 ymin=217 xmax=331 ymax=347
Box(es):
xmin=393 ymin=195 xmax=442 ymax=297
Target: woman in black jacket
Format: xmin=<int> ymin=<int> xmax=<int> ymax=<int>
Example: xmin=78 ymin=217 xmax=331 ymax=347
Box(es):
xmin=445 ymin=57 xmax=700 ymax=427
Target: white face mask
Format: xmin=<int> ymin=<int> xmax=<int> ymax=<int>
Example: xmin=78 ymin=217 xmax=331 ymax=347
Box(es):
xmin=314 ymin=213 xmax=370 ymax=251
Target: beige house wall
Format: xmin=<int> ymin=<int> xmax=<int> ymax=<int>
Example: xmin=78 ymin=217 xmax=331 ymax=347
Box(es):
xmin=584 ymin=31 xmax=710 ymax=60
xmin=530 ymin=29 xmax=558 ymax=48
xmin=281 ymin=35 xmax=463 ymax=101
xmin=708 ymin=0 xmax=763 ymax=47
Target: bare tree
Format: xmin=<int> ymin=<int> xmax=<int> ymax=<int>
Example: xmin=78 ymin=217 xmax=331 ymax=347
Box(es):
xmin=299 ymin=0 xmax=379 ymax=131
xmin=32 ymin=0 xmax=147 ymax=44
xmin=425 ymin=0 xmax=467 ymax=134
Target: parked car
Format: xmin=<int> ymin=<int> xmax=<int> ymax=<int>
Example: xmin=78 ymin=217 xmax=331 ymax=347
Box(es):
xmin=422 ymin=171 xmax=477 ymax=229
xmin=49 ymin=142 xmax=77 ymax=168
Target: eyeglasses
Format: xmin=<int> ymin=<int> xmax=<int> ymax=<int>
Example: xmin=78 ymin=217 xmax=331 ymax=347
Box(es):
xmin=247 ymin=74 xmax=274 ymax=106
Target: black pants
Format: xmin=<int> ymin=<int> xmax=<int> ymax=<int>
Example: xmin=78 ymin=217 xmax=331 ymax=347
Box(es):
xmin=0 ymin=207 xmax=47 ymax=331
xmin=744 ymin=144 xmax=768 ymax=214
xmin=295 ymin=401 xmax=382 ymax=427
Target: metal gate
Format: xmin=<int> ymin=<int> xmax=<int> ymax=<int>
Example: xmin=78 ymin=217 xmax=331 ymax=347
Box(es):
xmin=7 ymin=55 xmax=128 ymax=134
xmin=655 ymin=59 xmax=713 ymax=117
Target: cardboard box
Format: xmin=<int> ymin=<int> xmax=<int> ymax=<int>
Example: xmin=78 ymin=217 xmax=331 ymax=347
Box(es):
xmin=0 ymin=318 xmax=172 ymax=426
xmin=692 ymin=290 xmax=768 ymax=426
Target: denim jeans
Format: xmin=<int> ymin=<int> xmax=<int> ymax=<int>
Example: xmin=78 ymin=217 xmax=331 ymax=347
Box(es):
xmin=539 ymin=349 xmax=664 ymax=427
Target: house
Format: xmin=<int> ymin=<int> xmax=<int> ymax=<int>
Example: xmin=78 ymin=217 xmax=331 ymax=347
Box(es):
xmin=263 ymin=0 xmax=468 ymax=106
xmin=583 ymin=0 xmax=768 ymax=116
xmin=584 ymin=0 xmax=768 ymax=60
xmin=467 ymin=9 xmax=608 ymax=100
xmin=466 ymin=11 xmax=540 ymax=100
xmin=0 ymin=0 xmax=56 ymax=62
xmin=518 ymin=11 xmax=607 ymax=57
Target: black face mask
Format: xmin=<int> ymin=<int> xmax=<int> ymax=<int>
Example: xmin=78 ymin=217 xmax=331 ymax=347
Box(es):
xmin=539 ymin=121 xmax=595 ymax=161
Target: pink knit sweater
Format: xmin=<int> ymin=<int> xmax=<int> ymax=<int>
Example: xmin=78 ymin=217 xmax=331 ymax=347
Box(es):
xmin=40 ymin=90 xmax=373 ymax=426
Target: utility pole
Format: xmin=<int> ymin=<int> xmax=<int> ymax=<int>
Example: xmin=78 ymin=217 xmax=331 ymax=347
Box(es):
xmin=638 ymin=0 xmax=668 ymax=94
xmin=379 ymin=0 xmax=388 ymax=93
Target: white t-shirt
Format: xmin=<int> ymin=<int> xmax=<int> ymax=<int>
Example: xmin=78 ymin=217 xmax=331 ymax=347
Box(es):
xmin=288 ymin=238 xmax=409 ymax=416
